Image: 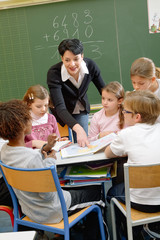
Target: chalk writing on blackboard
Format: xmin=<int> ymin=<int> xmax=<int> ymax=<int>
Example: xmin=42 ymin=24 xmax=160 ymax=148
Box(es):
xmin=34 ymin=9 xmax=104 ymax=60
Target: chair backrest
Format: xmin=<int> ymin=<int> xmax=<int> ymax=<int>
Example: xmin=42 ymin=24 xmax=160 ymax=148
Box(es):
xmin=124 ymin=162 xmax=160 ymax=225
xmin=1 ymin=165 xmax=56 ymax=192
xmin=0 ymin=162 xmax=69 ymax=226
xmin=57 ymin=123 xmax=72 ymax=142
xmin=124 ymin=163 xmax=160 ymax=189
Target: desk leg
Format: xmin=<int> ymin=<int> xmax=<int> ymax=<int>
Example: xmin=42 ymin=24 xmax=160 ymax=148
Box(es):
xmin=112 ymin=157 xmax=127 ymax=186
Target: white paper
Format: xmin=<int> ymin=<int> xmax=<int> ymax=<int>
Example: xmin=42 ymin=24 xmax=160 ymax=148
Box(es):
xmin=52 ymin=140 xmax=71 ymax=152
xmin=61 ymin=133 xmax=116 ymax=158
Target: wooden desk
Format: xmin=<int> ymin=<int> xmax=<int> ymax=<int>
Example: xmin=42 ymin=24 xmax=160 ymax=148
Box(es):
xmin=0 ymin=231 xmax=36 ymax=240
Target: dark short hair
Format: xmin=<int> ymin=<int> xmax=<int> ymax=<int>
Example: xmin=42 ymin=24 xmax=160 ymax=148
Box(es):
xmin=0 ymin=99 xmax=31 ymax=140
xmin=58 ymin=39 xmax=83 ymax=56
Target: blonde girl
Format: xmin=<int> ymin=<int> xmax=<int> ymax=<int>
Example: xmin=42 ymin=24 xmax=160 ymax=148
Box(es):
xmin=88 ymin=81 xmax=125 ymax=141
xmin=23 ymin=84 xmax=60 ymax=149
xmin=130 ymin=57 xmax=160 ymax=98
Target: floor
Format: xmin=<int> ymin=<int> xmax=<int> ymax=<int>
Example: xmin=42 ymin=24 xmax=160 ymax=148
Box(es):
xmin=0 ymin=211 xmax=13 ymax=233
xmin=0 ymin=182 xmax=113 ymax=239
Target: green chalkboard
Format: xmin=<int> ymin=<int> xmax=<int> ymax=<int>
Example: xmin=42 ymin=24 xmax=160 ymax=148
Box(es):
xmin=0 ymin=0 xmax=160 ymax=104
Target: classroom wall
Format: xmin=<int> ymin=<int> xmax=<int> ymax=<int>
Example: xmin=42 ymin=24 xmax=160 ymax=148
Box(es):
xmin=0 ymin=0 xmax=160 ymax=104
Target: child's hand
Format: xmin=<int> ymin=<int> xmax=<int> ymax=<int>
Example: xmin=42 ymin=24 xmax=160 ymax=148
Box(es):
xmin=43 ymin=150 xmax=57 ymax=159
xmin=41 ymin=134 xmax=59 ymax=155
xmin=58 ymin=137 xmax=68 ymax=141
xmin=47 ymin=134 xmax=58 ymax=148
xmin=32 ymin=140 xmax=47 ymax=149
xmin=99 ymin=131 xmax=113 ymax=138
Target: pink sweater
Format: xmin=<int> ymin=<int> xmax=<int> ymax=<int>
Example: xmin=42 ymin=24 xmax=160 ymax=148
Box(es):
xmin=88 ymin=108 xmax=120 ymax=141
xmin=25 ymin=113 xmax=60 ymax=148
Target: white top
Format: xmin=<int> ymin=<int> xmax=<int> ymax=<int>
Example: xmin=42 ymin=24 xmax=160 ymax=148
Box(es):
xmin=0 ymin=138 xmax=8 ymax=178
xmin=1 ymin=143 xmax=71 ymax=224
xmin=31 ymin=112 xmax=48 ymax=126
xmin=0 ymin=138 xmax=8 ymax=149
xmin=154 ymin=78 xmax=160 ymax=123
xmin=154 ymin=78 xmax=160 ymax=99
xmin=61 ymin=60 xmax=89 ymax=114
xmin=110 ymin=123 xmax=160 ymax=205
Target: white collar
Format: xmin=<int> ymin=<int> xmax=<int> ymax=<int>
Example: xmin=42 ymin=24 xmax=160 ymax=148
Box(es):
xmin=61 ymin=60 xmax=89 ymax=82
xmin=31 ymin=112 xmax=48 ymax=126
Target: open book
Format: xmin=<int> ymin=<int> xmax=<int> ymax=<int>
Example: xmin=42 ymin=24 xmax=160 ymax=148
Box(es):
xmin=61 ymin=132 xmax=116 ymax=158
xmin=52 ymin=140 xmax=71 ymax=152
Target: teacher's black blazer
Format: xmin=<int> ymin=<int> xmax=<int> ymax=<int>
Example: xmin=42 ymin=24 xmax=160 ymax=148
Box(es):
xmin=47 ymin=58 xmax=105 ymax=128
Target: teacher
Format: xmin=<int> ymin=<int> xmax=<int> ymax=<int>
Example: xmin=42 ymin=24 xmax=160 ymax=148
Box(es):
xmin=47 ymin=39 xmax=105 ymax=147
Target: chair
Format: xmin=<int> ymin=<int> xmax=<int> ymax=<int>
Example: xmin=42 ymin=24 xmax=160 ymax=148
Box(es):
xmin=57 ymin=123 xmax=73 ymax=142
xmin=0 ymin=205 xmax=14 ymax=227
xmin=110 ymin=163 xmax=160 ymax=240
xmin=0 ymin=162 xmax=105 ymax=240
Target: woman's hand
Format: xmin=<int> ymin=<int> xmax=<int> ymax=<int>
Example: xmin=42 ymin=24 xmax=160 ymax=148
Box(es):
xmin=73 ymin=124 xmax=90 ymax=147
